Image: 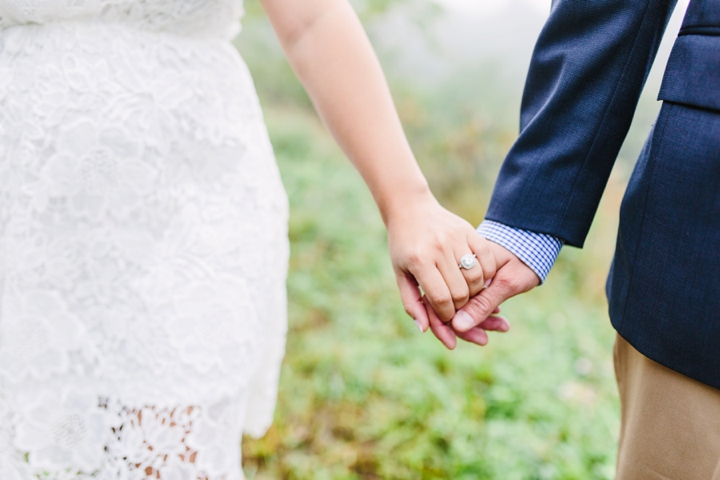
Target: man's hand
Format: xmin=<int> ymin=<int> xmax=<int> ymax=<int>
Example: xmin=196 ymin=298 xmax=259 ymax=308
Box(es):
xmin=425 ymin=300 xmax=510 ymax=350
xmin=451 ymin=242 xmax=539 ymax=334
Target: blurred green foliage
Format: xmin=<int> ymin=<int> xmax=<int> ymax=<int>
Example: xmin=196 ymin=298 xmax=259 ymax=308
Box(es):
xmin=237 ymin=4 xmax=627 ymax=479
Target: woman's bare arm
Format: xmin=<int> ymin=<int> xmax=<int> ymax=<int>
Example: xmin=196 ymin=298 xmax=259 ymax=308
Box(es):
xmin=262 ymin=0 xmax=426 ymax=219
xmin=260 ymin=0 xmax=506 ymax=347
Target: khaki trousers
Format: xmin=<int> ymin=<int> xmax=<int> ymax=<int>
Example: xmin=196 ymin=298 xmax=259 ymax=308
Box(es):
xmin=614 ymin=334 xmax=720 ymax=480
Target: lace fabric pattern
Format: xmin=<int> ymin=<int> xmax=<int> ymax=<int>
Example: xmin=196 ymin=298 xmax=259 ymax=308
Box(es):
xmin=0 ymin=1 xmax=290 ymax=478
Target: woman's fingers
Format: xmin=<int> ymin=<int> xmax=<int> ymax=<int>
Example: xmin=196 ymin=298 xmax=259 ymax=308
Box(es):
xmin=413 ymin=264 xmax=457 ymax=323
xmin=395 ymin=270 xmax=429 ymax=332
xmin=466 ymin=234 xmax=497 ymax=296
xmin=456 ymin=251 xmax=485 ymax=299
xmin=436 ymin=251 xmax=471 ymax=313
xmin=414 ymin=239 xmax=500 ymax=327
xmin=425 ymin=297 xmax=457 ymax=350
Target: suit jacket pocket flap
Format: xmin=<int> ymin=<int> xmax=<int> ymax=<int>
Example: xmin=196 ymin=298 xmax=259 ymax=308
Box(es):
xmin=658 ymin=34 xmax=720 ymax=112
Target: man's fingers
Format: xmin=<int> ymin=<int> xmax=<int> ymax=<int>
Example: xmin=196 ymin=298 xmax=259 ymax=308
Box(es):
xmin=425 ymin=298 xmax=457 ymax=350
xmin=478 ymin=315 xmax=510 ymax=332
xmin=451 ymin=249 xmax=540 ymax=333
xmin=455 ymin=313 xmax=509 ymax=346
xmin=456 ymin=327 xmax=489 ymax=346
xmin=451 ymin=274 xmax=516 ymax=332
xmin=395 ymin=271 xmax=429 ymax=332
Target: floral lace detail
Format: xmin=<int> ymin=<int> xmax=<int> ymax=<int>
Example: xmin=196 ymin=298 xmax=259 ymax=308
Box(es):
xmin=2 ymin=393 xmax=245 ymax=479
xmin=0 ymin=2 xmax=289 ymax=478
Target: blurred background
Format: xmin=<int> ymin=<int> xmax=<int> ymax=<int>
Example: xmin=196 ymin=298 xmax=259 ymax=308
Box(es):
xmin=235 ymin=1 xmax=689 ymax=478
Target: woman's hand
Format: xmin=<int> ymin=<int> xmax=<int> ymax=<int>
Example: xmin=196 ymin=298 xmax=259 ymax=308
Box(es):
xmin=261 ymin=0 xmax=505 ymax=346
xmin=386 ymin=192 xmax=497 ymax=332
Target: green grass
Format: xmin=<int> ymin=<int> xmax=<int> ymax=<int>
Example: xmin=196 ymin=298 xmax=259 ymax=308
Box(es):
xmin=241 ymin=106 xmax=622 ymax=479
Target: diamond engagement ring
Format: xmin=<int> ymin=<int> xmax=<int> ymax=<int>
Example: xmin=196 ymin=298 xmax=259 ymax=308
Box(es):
xmin=458 ymin=253 xmax=477 ymax=270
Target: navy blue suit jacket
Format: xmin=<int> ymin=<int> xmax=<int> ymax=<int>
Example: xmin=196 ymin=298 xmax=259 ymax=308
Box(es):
xmin=486 ymin=0 xmax=720 ymax=388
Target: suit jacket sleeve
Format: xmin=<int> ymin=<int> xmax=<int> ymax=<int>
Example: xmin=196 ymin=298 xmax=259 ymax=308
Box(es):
xmin=486 ymin=0 xmax=678 ymax=247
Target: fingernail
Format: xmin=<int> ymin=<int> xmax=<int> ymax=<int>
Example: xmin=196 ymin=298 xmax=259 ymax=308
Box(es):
xmin=484 ymin=278 xmax=492 ymax=289
xmin=413 ymin=319 xmax=424 ymax=333
xmin=453 ymin=311 xmax=474 ymax=331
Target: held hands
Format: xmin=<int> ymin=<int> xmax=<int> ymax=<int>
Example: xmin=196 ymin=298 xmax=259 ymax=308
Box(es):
xmin=387 ymin=195 xmax=495 ymax=326
xmin=263 ymin=0 xmax=532 ymax=348
xmin=387 ymin=199 xmax=539 ymax=349
xmin=447 ymin=241 xmax=539 ymax=347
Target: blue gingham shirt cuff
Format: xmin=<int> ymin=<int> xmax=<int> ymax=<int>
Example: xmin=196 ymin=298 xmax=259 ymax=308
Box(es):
xmin=477 ymin=220 xmax=563 ymax=284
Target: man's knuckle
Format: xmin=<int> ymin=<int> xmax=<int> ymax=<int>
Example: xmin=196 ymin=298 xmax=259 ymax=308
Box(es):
xmin=495 ymin=277 xmax=515 ymax=291
xmin=508 ymin=278 xmax=525 ymax=292
xmin=470 ymin=295 xmax=493 ymax=315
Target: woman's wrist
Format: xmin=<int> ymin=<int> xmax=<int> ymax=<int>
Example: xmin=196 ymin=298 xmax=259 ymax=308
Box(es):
xmin=379 ymin=183 xmax=438 ymax=228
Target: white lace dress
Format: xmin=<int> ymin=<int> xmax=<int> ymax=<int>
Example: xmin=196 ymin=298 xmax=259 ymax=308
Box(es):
xmin=0 ymin=0 xmax=290 ymax=478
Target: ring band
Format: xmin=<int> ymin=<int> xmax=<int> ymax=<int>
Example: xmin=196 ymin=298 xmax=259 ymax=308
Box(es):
xmin=459 ymin=253 xmax=477 ymax=270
